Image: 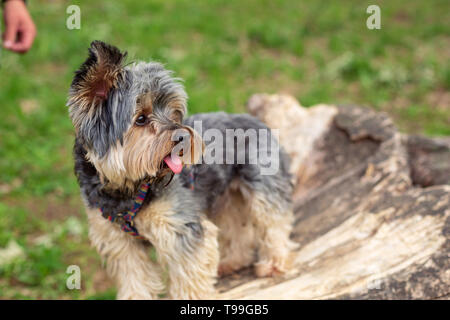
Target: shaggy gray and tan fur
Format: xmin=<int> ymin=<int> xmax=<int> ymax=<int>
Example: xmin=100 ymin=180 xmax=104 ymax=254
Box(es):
xmin=68 ymin=41 xmax=295 ymax=299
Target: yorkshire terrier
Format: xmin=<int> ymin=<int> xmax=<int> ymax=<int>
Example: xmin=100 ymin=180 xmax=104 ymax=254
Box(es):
xmin=68 ymin=41 xmax=295 ymax=299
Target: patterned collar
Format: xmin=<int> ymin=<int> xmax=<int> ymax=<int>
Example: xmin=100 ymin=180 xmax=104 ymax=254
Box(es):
xmin=100 ymin=182 xmax=150 ymax=239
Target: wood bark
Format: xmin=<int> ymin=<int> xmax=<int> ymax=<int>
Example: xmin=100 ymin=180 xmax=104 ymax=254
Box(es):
xmin=217 ymin=94 xmax=450 ymax=300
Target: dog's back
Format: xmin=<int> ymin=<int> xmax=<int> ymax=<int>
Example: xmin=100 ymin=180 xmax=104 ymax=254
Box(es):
xmin=182 ymin=112 xmax=292 ymax=209
xmin=182 ymin=112 xmax=295 ymax=276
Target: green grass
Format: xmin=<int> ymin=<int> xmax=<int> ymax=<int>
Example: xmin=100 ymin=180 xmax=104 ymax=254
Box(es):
xmin=0 ymin=0 xmax=449 ymax=299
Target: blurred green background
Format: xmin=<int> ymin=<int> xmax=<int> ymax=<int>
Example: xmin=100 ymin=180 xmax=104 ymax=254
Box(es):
xmin=0 ymin=0 xmax=449 ymax=299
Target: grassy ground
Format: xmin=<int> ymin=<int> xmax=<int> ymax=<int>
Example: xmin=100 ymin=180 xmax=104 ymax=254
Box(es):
xmin=0 ymin=0 xmax=448 ymax=299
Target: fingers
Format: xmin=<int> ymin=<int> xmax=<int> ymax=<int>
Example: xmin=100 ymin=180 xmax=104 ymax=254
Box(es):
xmin=2 ymin=18 xmax=19 ymax=50
xmin=10 ymin=23 xmax=37 ymax=53
xmin=2 ymin=0 xmax=36 ymax=53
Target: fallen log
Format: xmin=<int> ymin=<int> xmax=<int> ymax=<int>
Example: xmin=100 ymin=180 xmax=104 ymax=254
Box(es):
xmin=217 ymin=94 xmax=450 ymax=300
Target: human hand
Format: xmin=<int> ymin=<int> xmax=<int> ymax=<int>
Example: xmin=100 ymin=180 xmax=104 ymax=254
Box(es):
xmin=2 ymin=0 xmax=36 ymax=53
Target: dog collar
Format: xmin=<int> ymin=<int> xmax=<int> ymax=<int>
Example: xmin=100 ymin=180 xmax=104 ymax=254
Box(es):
xmin=100 ymin=182 xmax=150 ymax=239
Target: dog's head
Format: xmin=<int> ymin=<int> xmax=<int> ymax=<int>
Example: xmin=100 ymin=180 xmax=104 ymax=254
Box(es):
xmin=68 ymin=41 xmax=202 ymax=187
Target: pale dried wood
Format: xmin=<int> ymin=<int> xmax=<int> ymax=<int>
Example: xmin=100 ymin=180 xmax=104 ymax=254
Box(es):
xmin=216 ymin=94 xmax=450 ymax=300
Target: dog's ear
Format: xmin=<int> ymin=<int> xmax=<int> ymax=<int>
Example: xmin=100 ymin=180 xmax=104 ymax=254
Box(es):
xmin=69 ymin=41 xmax=127 ymax=107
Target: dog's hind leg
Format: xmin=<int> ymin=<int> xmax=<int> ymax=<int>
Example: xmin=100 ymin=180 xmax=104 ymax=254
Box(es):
xmin=211 ymin=180 xmax=257 ymax=276
xmin=86 ymin=208 xmax=165 ymax=300
xmin=212 ymin=178 xmax=296 ymax=278
xmin=247 ymin=189 xmax=296 ymax=277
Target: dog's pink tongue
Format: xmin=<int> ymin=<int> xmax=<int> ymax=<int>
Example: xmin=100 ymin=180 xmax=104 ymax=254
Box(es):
xmin=164 ymin=154 xmax=183 ymax=174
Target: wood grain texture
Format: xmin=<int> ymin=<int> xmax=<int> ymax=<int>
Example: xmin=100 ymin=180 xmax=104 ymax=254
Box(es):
xmin=216 ymin=94 xmax=450 ymax=300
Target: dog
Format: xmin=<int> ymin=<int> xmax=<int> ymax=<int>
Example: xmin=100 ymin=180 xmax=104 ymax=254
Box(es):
xmin=67 ymin=41 xmax=295 ymax=299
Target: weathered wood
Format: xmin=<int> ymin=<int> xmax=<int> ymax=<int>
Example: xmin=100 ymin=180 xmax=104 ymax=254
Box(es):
xmin=217 ymin=94 xmax=450 ymax=300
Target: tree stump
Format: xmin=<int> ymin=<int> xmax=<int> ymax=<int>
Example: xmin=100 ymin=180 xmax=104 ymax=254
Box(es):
xmin=217 ymin=94 xmax=450 ymax=300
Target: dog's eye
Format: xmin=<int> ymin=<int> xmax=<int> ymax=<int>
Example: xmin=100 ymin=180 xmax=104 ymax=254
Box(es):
xmin=135 ymin=115 xmax=147 ymax=126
